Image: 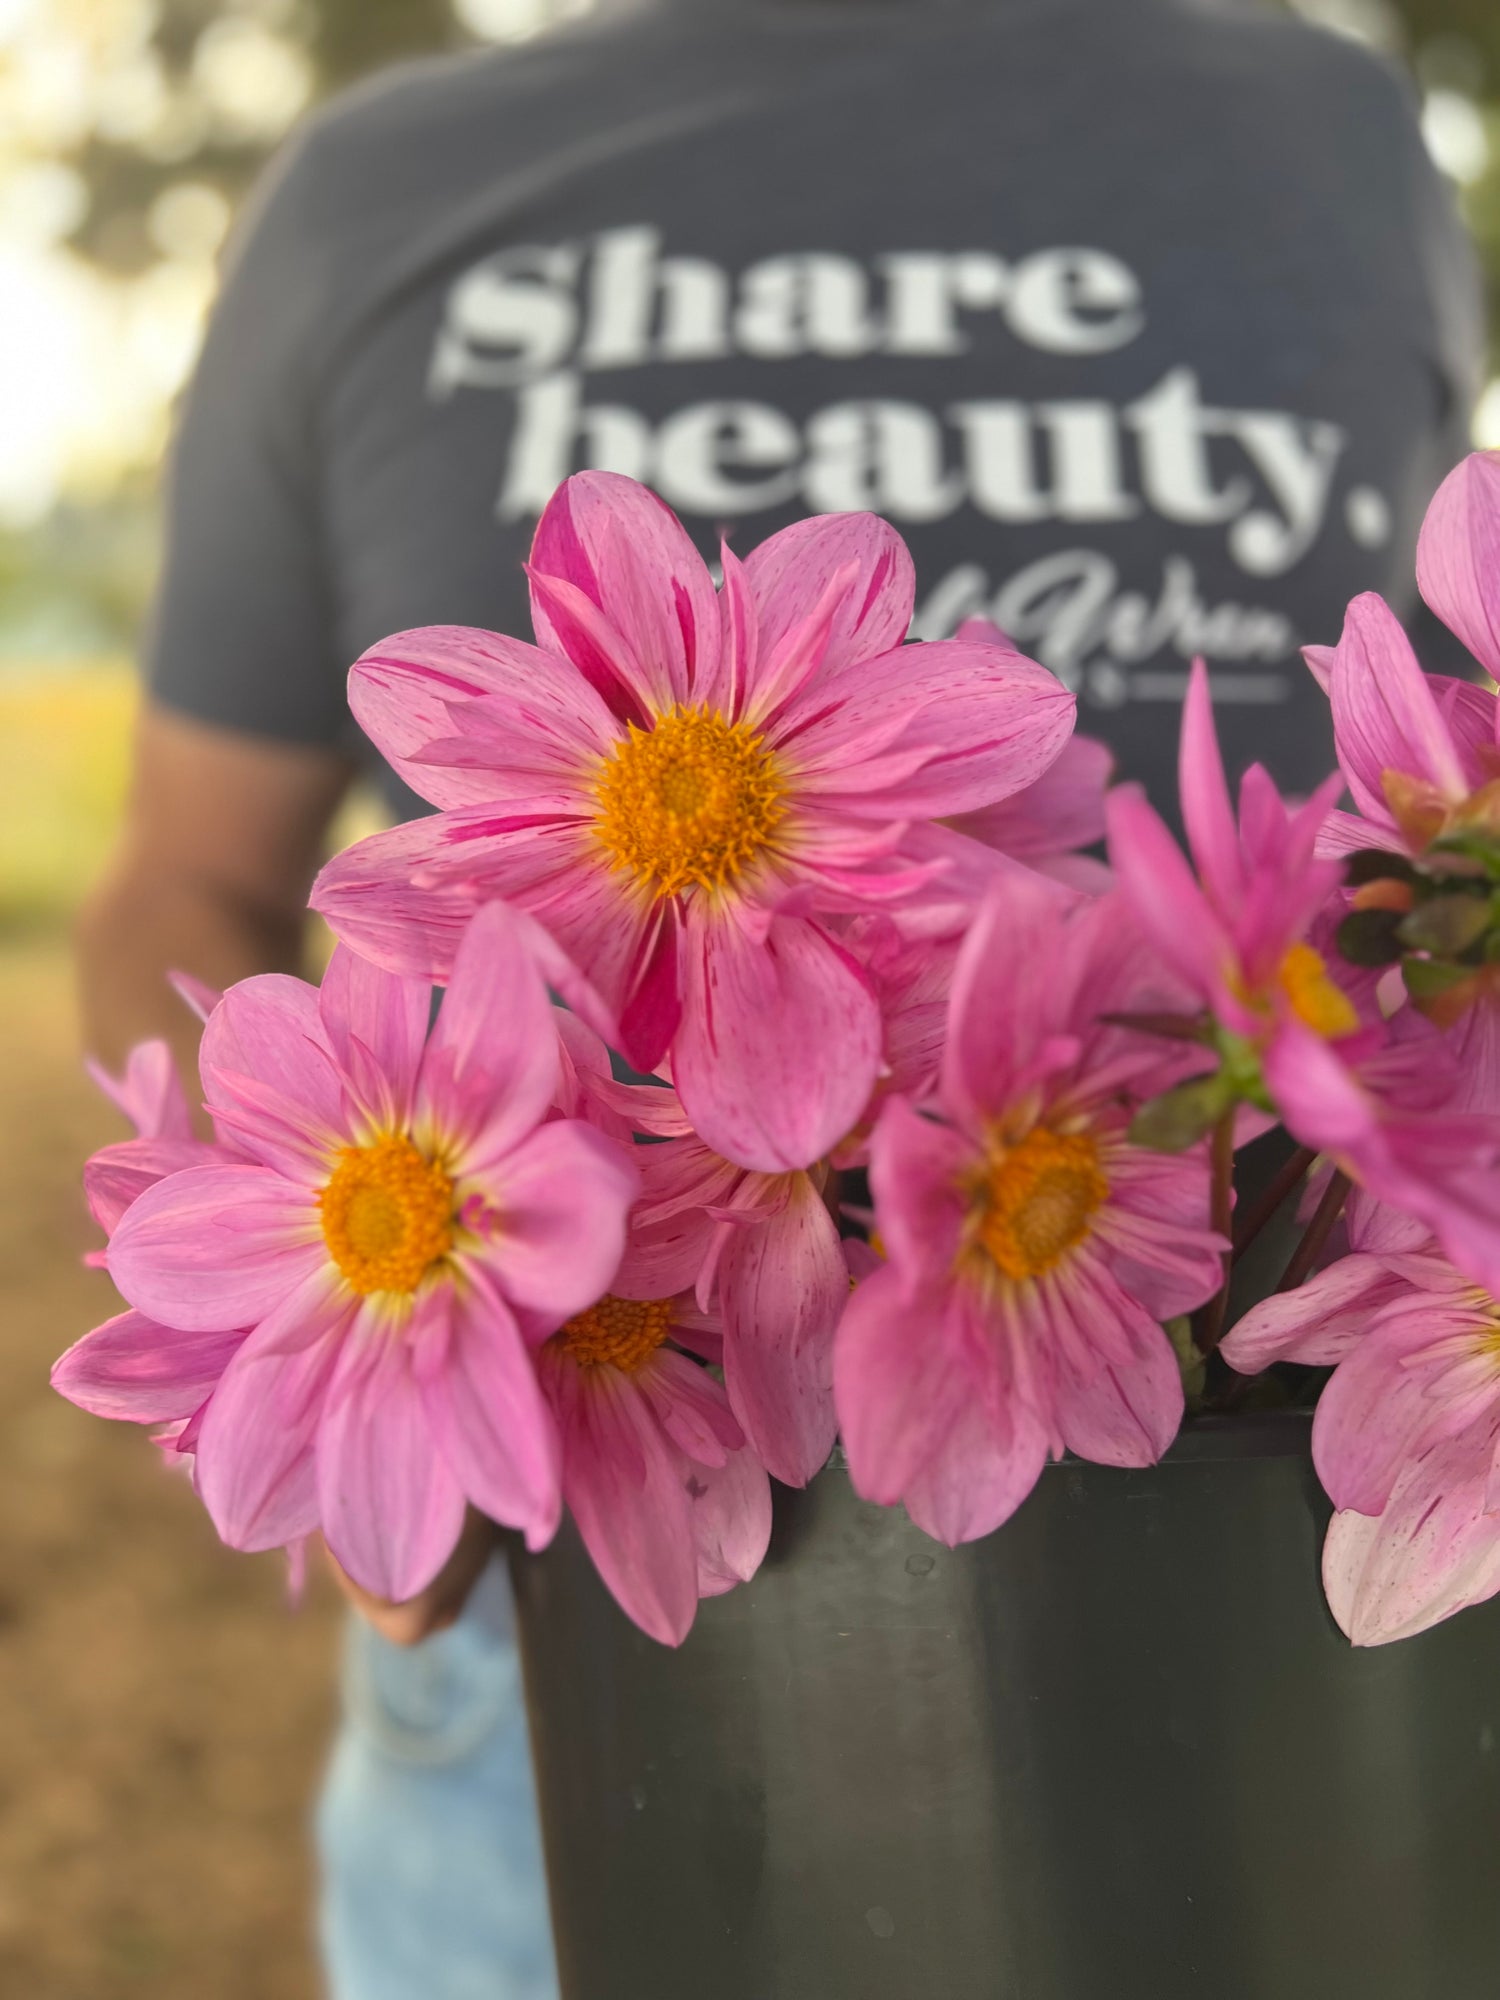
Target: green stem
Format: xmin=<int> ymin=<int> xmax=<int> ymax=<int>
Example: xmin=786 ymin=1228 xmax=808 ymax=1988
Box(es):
xmin=1194 ymin=1112 xmax=1237 ymax=1354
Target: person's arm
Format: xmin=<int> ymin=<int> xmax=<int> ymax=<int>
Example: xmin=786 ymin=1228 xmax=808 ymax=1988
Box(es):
xmin=77 ymin=703 xmax=353 ymax=1082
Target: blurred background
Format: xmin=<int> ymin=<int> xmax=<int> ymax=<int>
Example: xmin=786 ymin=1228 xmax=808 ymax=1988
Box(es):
xmin=0 ymin=1 xmax=1497 ymax=1994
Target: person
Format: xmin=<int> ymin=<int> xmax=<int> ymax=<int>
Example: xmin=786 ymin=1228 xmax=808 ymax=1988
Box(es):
xmin=78 ymin=0 xmax=1483 ymax=1993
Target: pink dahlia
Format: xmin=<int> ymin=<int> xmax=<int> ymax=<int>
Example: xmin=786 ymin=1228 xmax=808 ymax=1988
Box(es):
xmin=834 ymin=873 xmax=1225 ymax=1545
xmin=1106 ymin=660 xmax=1500 ymax=1275
xmin=588 ymin=1071 xmax=846 ymax=1488
xmin=1222 ymin=1210 xmax=1500 ymax=1645
xmin=57 ymin=1038 xmax=244 ymax=1429
xmin=93 ymin=904 xmax=640 ymax=1600
xmin=538 ymin=1290 xmax=772 ymax=1646
xmin=1311 ymin=452 xmax=1500 ymax=866
xmin=1106 ymin=659 xmax=1350 ymax=1053
xmin=311 ymin=474 xmax=1074 ymax=1174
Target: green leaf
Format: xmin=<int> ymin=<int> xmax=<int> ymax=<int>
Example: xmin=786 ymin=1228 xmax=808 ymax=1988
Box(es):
xmin=1402 ymin=956 xmax=1476 ymax=1001
xmin=1336 ymin=907 xmax=1405 ymax=967
xmin=1396 ymin=895 xmax=1493 ymax=956
xmin=1129 ymin=1073 xmax=1234 ymax=1153
xmin=1164 ymin=1314 xmax=1207 ymax=1407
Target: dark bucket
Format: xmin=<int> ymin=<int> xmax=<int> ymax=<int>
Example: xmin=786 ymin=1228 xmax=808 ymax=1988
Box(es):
xmin=510 ymin=1413 xmax=1500 ymax=2000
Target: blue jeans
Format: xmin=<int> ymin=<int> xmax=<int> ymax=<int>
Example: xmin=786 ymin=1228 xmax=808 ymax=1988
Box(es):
xmin=316 ymin=1559 xmax=560 ymax=2000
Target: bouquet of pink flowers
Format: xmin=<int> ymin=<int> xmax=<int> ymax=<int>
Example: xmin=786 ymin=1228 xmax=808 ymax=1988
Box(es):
xmin=55 ymin=455 xmax=1500 ymax=1651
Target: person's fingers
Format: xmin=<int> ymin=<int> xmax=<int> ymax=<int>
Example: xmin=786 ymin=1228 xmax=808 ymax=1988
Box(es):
xmin=323 ymin=1506 xmax=501 ymax=1646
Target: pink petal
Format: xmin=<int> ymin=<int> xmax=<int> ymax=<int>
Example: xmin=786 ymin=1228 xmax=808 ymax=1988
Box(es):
xmin=86 ymin=1039 xmax=193 ymax=1140
xmin=1178 ymin=660 xmax=1245 ymax=910
xmin=950 ymin=733 xmax=1112 ymax=862
xmin=714 ymin=540 xmax=757 ymax=718
xmin=782 ymin=638 xmax=1076 ymax=820
xmin=1220 ymin=1253 xmax=1408 ymax=1371
xmin=319 ymin=944 xmax=431 ymax=1133
xmin=612 ymin=1139 xmax=736 ymax=1301
xmin=467 ymin=1119 xmax=640 ymax=1326
xmin=1322 ymin=1421 xmax=1500 ymax=1645
xmin=420 ymin=1269 xmax=562 ymax=1547
xmin=530 ymin=472 xmax=720 ymax=713
xmin=718 ymin=1172 xmax=845 ymax=1486
xmin=615 ymin=902 xmax=683 ymax=1076
xmin=199 ymin=974 xmax=347 ymax=1177
xmin=940 ymin=869 xmax=1084 ymax=1128
xmin=107 ymin=1163 xmax=323 ymax=1333
xmin=1105 ymin=785 xmax=1230 ymax=1013
xmin=51 ymin=1310 xmax=245 ymax=1423
xmin=674 ymin=906 xmax=882 ymax=1173
xmin=743 ymin=512 xmax=915 ymax=678
xmin=416 ymin=900 xmax=559 ymax=1170
xmin=834 ymin=1263 xmax=975 ymax=1506
xmin=1330 ymin=593 xmax=1467 ymax=819
xmin=636 ymin=1345 xmax=743 ymax=1466
xmin=1053 ymin=1294 xmax=1184 ymax=1467
xmin=317 ymin=1311 xmax=468 ymax=1600
xmin=348 ymin=625 xmax=621 ymax=807
xmin=312 ymin=809 xmax=643 ymax=1046
xmin=1415 ymin=450 xmax=1500 ymax=679
xmin=193 ymin=1267 xmax=350 ymax=1551
xmin=688 ymin=1443 xmax=773 ymax=1597
xmin=902 ymin=1396 xmax=1048 ymax=1547
xmin=547 ymin=1354 xmax=701 ymax=1645
xmin=1315 ymin=808 xmax=1398 ymax=862
xmin=84 ymin=1135 xmax=222 ymax=1235
xmin=866 ymin=1095 xmax=969 ymax=1286
xmin=1311 ymin=1305 xmax=1468 ymax=1515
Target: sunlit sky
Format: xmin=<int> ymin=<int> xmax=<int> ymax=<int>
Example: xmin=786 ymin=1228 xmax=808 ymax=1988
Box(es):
xmin=0 ymin=0 xmax=1495 ymax=535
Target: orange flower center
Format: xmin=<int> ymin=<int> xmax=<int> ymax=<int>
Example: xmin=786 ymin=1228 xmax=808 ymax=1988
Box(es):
xmin=973 ymin=1128 xmax=1109 ymax=1282
xmin=319 ymin=1134 xmax=455 ymax=1296
xmin=1277 ymin=943 xmax=1359 ymax=1040
xmin=558 ymin=1294 xmax=675 ymax=1372
xmin=591 ymin=703 xmax=787 ymax=898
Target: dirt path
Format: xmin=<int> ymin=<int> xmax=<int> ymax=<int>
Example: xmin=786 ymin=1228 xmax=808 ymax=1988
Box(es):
xmin=0 ymin=939 xmax=340 ymax=1999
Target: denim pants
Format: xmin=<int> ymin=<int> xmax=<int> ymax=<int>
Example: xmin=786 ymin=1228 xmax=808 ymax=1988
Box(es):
xmin=316 ymin=1559 xmax=561 ymax=2000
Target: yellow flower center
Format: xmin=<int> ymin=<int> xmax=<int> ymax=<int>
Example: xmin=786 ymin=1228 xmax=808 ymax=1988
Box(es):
xmin=973 ymin=1128 xmax=1109 ymax=1282
xmin=558 ymin=1294 xmax=675 ymax=1372
xmin=1278 ymin=944 xmax=1359 ymax=1040
xmin=319 ymin=1134 xmax=455 ymax=1296
xmin=591 ymin=703 xmax=787 ymax=899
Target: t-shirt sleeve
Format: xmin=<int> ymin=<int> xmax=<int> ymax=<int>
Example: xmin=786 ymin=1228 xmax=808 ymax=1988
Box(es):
xmin=144 ymin=131 xmax=354 ymax=752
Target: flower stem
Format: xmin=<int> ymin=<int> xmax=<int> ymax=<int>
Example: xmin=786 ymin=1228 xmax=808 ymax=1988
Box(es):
xmin=1231 ymin=1145 xmax=1318 ymax=1261
xmin=1100 ymin=1010 xmax=1209 ymax=1044
xmin=1194 ymin=1111 xmax=1237 ymax=1354
xmin=1275 ymin=1170 xmax=1351 ymax=1294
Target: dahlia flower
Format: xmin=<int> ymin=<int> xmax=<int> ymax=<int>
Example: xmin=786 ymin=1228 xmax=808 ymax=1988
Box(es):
xmin=834 ymin=873 xmax=1225 ymax=1545
xmin=1222 ymin=1210 xmax=1500 ymax=1645
xmin=589 ymin=1072 xmax=846 ymax=1488
xmin=538 ymin=1290 xmax=772 ymax=1646
xmin=1106 ymin=659 xmax=1350 ymax=1055
xmin=311 ymin=473 xmax=1074 ymax=1174
xmin=95 ymin=903 xmax=640 ymax=1600
xmin=1310 ymin=452 xmax=1500 ymax=866
xmin=1107 ymin=661 xmax=1500 ymax=1278
xmin=57 ymin=1039 xmax=242 ymax=1428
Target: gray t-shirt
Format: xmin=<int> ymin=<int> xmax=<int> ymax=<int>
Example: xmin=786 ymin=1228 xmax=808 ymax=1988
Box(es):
xmin=147 ymin=0 xmax=1483 ymax=817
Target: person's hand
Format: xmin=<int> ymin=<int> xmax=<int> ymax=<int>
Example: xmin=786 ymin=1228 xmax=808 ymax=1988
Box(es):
xmin=323 ymin=1506 xmax=502 ymax=1646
